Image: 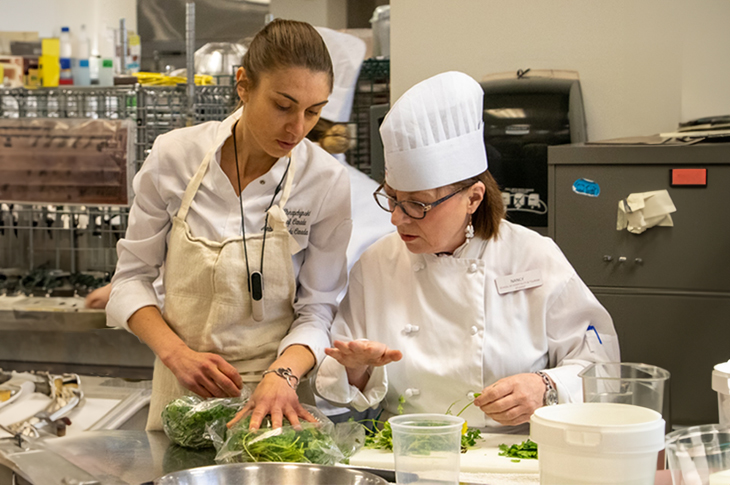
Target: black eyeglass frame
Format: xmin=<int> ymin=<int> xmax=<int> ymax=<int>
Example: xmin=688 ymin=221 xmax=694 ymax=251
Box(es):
xmin=372 ymin=183 xmax=470 ymax=220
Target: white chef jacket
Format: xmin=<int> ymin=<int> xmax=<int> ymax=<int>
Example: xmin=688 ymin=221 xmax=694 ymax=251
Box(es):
xmin=107 ymin=109 xmax=353 ymax=365
xmin=314 ymin=220 xmax=620 ymax=429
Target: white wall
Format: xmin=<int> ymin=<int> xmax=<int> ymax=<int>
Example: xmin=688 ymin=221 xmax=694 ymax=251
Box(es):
xmin=0 ymin=0 xmax=136 ymax=54
xmin=391 ymin=0 xmax=730 ymax=141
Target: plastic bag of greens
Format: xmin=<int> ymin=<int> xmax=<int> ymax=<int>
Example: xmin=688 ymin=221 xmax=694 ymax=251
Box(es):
xmin=162 ymin=392 xmax=249 ymax=449
xmin=213 ymin=404 xmax=363 ymax=465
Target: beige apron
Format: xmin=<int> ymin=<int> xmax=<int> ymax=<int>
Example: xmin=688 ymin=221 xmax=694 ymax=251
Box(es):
xmin=146 ymin=135 xmax=301 ymax=430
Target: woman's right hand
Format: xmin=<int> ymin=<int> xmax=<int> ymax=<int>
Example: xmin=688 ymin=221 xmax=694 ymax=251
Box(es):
xmin=325 ymin=340 xmax=402 ymax=389
xmin=164 ymin=348 xmax=243 ymax=398
xmin=325 ymin=339 xmax=402 ymax=368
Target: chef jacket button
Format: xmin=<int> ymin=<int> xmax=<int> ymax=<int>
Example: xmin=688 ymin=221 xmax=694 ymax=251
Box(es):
xmin=403 ymin=324 xmax=420 ymax=335
xmin=405 ymin=388 xmax=420 ymax=398
xmin=468 ymin=263 xmax=478 ymax=274
xmin=412 ymin=263 xmax=424 ymax=272
xmin=470 ymin=326 xmax=478 ymax=336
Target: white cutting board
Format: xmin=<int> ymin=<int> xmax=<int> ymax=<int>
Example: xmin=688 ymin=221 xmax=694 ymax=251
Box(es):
xmin=350 ymin=433 xmax=539 ymax=474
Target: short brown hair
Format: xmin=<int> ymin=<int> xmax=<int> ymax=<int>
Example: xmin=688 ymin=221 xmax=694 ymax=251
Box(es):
xmin=450 ymin=170 xmax=504 ymax=240
xmin=239 ymin=19 xmax=333 ymax=97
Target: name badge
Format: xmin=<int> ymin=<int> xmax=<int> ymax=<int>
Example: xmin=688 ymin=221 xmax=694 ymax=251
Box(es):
xmin=495 ymin=270 xmax=543 ymax=295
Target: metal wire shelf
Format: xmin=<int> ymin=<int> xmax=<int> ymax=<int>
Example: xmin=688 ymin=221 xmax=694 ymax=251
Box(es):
xmin=0 ymin=84 xmax=237 ymax=275
xmin=349 ymin=58 xmax=390 ymax=174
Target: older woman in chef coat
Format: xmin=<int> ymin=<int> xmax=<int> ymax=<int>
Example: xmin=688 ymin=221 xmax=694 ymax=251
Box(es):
xmin=314 ymin=71 xmax=620 ymax=431
xmin=107 ymin=20 xmax=352 ymax=431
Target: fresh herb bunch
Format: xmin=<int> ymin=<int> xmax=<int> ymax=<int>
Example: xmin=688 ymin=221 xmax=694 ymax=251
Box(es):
xmin=220 ymin=415 xmax=343 ymax=465
xmin=162 ymin=396 xmax=244 ymax=449
xmin=498 ymin=438 xmax=538 ymax=461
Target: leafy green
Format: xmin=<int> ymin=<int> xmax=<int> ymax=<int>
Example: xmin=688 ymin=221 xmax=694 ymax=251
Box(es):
xmin=217 ymin=415 xmax=344 ymax=465
xmin=363 ymin=393 xmax=483 ymax=454
xmin=461 ymin=427 xmax=481 ymax=451
xmin=162 ymin=396 xmax=245 ymax=449
xmin=498 ymin=439 xmax=538 ymax=461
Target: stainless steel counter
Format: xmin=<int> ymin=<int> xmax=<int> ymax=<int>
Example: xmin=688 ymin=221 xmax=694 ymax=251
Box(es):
xmin=0 ymin=430 xmax=179 ymax=485
xmin=0 ymin=296 xmax=155 ymax=380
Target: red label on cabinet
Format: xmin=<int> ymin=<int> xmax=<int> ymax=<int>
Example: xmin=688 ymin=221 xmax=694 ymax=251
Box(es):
xmin=671 ymin=168 xmax=707 ymax=186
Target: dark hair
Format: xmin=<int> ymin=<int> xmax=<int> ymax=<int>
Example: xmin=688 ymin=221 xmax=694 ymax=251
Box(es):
xmin=450 ymin=170 xmax=504 ymax=240
xmin=306 ymin=118 xmax=351 ymax=154
xmin=236 ymin=19 xmax=333 ymax=109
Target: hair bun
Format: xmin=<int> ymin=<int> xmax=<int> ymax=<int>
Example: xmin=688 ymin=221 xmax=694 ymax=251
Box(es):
xmin=320 ymin=123 xmax=350 ymax=154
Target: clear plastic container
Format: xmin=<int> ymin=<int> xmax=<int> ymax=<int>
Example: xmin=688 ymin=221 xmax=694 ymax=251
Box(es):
xmin=73 ymin=59 xmax=90 ymax=86
xmin=99 ymin=58 xmax=114 ymax=86
xmin=531 ymin=402 xmax=665 ymax=485
xmin=390 ymin=413 xmax=463 ymax=485
xmin=579 ymin=362 xmax=670 ymax=414
xmin=666 ymin=424 xmax=730 ymax=485
xmin=713 ymin=362 xmax=730 ymax=426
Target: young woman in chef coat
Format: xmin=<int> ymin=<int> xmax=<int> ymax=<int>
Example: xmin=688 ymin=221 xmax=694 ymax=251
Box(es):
xmin=106 ymin=19 xmax=352 ymax=431
xmin=314 ymin=71 xmax=620 ymax=432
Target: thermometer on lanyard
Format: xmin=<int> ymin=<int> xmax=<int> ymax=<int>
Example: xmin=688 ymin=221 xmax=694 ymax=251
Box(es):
xmin=250 ymin=271 xmax=264 ymax=322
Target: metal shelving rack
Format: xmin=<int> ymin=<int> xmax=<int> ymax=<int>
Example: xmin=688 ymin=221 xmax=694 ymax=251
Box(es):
xmin=349 ymin=58 xmax=390 ymax=175
xmin=0 ymin=84 xmax=236 ymax=286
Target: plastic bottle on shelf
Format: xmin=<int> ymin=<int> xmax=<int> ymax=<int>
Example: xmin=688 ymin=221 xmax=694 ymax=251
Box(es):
xmin=89 ymin=54 xmax=100 ymax=85
xmin=99 ymin=58 xmax=114 ymax=86
xmin=98 ymin=24 xmax=115 ymax=86
xmin=59 ymin=26 xmax=73 ymax=85
xmin=72 ymin=25 xmax=91 ymax=86
xmin=127 ymin=34 xmax=141 ymax=74
xmin=74 ymin=59 xmax=90 ymax=86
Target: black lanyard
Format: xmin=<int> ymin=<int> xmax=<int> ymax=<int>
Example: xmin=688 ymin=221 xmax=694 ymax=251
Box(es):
xmin=232 ymin=120 xmax=291 ymax=303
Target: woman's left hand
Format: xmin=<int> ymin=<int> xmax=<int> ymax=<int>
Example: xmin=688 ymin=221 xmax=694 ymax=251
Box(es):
xmin=227 ymin=372 xmax=317 ymax=431
xmin=473 ymin=373 xmax=547 ymax=426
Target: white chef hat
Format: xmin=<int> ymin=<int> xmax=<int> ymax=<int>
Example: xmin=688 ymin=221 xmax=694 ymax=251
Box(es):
xmin=315 ymin=27 xmax=367 ymax=123
xmin=380 ymin=71 xmax=488 ymax=192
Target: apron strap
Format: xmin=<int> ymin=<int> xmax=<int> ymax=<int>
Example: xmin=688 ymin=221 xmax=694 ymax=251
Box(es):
xmin=177 ymin=148 xmax=215 ymax=220
xmin=176 ymin=121 xmax=236 ymax=221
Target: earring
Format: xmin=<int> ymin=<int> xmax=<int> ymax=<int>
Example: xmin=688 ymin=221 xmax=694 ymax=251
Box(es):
xmin=465 ymin=215 xmax=475 ymax=241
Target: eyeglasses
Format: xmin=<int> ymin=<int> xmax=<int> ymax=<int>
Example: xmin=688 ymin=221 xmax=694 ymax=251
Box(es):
xmin=373 ymin=183 xmax=469 ymax=220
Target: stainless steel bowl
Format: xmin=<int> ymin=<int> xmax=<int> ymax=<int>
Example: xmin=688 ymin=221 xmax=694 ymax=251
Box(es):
xmin=154 ymin=462 xmax=390 ymax=485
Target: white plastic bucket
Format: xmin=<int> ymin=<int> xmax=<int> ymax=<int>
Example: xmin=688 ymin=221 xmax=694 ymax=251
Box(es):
xmin=712 ymin=362 xmax=730 ymax=426
xmin=531 ymin=403 xmax=665 ymax=485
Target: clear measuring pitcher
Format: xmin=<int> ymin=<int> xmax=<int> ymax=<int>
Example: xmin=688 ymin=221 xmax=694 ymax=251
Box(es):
xmin=579 ymin=362 xmax=670 ymax=414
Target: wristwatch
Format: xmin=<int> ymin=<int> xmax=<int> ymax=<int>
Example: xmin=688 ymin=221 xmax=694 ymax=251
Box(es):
xmin=535 ymin=371 xmax=559 ymax=406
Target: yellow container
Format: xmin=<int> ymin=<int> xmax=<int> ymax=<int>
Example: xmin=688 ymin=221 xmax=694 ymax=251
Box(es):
xmin=40 ymin=55 xmax=60 ymax=87
xmin=40 ymin=38 xmax=60 ymax=87
xmin=42 ymin=38 xmax=60 ymax=57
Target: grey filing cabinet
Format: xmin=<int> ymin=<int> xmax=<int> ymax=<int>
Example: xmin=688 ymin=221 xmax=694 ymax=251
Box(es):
xmin=548 ymin=142 xmax=730 ymax=426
